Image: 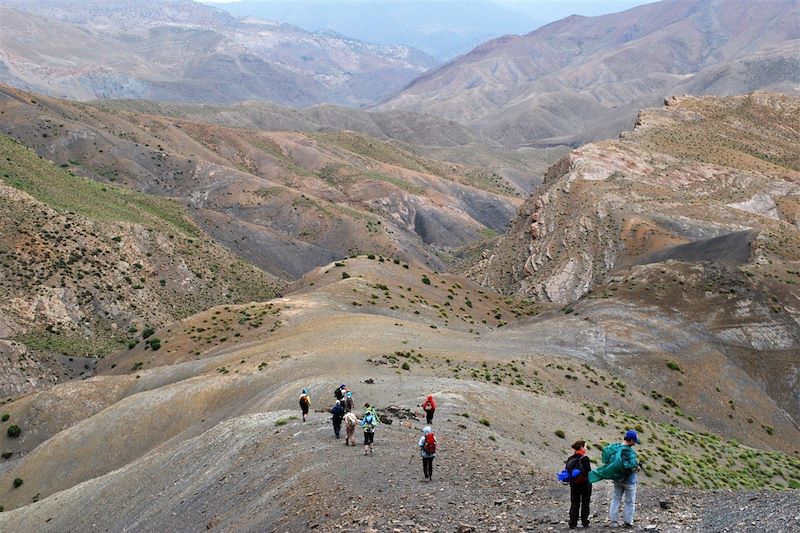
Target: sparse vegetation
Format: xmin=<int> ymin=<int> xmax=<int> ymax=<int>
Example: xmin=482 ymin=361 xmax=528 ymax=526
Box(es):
xmin=666 ymin=360 xmax=682 ymax=372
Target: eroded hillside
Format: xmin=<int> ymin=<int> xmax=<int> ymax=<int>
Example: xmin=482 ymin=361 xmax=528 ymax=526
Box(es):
xmin=467 ymin=92 xmax=800 ymax=431
xmin=0 ymin=133 xmax=282 ymax=397
xmin=469 ymin=93 xmax=800 ymax=303
xmin=0 ymin=257 xmax=797 ymax=530
xmin=0 ymin=85 xmax=523 ymax=278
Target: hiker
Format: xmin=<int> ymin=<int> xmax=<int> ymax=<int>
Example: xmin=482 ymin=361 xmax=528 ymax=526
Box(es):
xmin=421 ymin=394 xmax=436 ymax=424
xmin=334 ymin=384 xmax=346 ymax=402
xmin=343 ymin=410 xmax=359 ymax=446
xmin=360 ymin=403 xmax=379 ymax=455
xmin=330 ymin=400 xmax=345 ymax=439
xmin=565 ymin=440 xmax=592 ymax=529
xmin=344 ymin=391 xmax=354 ymax=413
xmin=588 ymin=430 xmax=640 ymax=528
xmin=299 ymin=388 xmax=311 ymax=422
xmin=418 ymin=426 xmax=437 ymax=481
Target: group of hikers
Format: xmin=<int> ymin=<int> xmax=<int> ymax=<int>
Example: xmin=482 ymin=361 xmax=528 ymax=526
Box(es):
xmin=299 ymin=386 xmax=640 ymax=525
xmin=299 ymin=386 xmax=438 ymax=477
xmin=561 ymin=430 xmax=641 ymax=529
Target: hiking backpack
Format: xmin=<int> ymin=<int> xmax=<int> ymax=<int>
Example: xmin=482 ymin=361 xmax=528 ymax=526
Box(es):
xmin=557 ymin=456 xmax=585 ymax=484
xmin=423 ymin=433 xmax=436 ymax=454
xmin=363 ymin=413 xmax=375 ymax=432
xmin=299 ymin=395 xmax=309 ymax=408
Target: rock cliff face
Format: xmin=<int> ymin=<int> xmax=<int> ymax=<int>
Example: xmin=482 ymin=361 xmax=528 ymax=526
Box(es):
xmin=468 ymin=93 xmax=800 ymax=304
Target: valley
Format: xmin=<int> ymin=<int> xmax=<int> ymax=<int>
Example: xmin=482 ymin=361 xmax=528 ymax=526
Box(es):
xmin=0 ymin=0 xmax=798 ymax=530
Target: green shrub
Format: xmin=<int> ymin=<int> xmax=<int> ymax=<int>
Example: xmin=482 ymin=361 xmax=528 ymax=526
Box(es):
xmin=148 ymin=338 xmax=161 ymax=351
xmin=6 ymin=425 xmax=21 ymax=438
xmin=479 ymin=418 xmax=490 ymax=426
xmin=12 ymin=478 xmax=23 ymax=488
xmin=342 ymin=272 xmax=350 ymax=279
xmin=421 ymin=275 xmax=431 ymax=285
xmin=666 ymin=360 xmax=682 ymax=372
xmin=401 ymin=362 xmax=410 ymax=370
xmin=1 ymin=414 xmax=8 ymax=422
xmin=555 ymin=429 xmax=566 ymax=439
xmin=275 ymin=418 xmax=289 ymax=426
xmin=141 ymin=327 xmax=155 ymax=339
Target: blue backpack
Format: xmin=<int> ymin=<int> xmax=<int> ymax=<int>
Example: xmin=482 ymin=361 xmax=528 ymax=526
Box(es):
xmin=557 ymin=455 xmax=585 ymax=483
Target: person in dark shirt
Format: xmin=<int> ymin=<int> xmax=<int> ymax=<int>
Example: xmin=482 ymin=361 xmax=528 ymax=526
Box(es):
xmin=330 ymin=400 xmax=344 ymax=439
xmin=566 ymin=439 xmax=593 ymax=529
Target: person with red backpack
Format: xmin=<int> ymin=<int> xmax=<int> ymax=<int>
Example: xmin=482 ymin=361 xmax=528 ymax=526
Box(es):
xmin=421 ymin=395 xmax=436 ymax=424
xmin=418 ymin=426 xmax=437 ymax=481
xmin=565 ymin=440 xmax=593 ymax=529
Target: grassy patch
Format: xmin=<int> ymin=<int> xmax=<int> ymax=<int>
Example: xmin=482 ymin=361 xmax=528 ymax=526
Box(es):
xmin=594 ymin=405 xmax=800 ymax=490
xmin=13 ymin=331 xmax=126 ymax=358
xmin=0 ymin=134 xmax=196 ymax=236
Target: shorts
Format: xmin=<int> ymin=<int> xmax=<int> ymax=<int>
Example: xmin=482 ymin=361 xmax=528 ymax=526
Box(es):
xmin=364 ymin=431 xmax=374 ymax=445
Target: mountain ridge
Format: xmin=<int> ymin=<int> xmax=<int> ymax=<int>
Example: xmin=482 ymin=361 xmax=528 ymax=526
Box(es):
xmin=378 ymin=0 xmax=800 ymax=148
xmin=0 ymin=0 xmax=436 ymax=107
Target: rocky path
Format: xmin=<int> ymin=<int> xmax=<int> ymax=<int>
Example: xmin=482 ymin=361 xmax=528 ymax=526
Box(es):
xmin=263 ymin=408 xmax=799 ymax=533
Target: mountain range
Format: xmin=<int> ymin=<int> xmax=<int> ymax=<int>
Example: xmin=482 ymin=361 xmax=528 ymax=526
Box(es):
xmin=205 ymin=0 xmax=545 ymax=60
xmin=0 ymin=0 xmax=436 ymax=107
xmin=379 ymin=0 xmax=800 ymax=148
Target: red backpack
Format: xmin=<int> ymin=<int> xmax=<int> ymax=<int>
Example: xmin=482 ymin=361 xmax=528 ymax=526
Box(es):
xmin=423 ymin=432 xmax=436 ymax=454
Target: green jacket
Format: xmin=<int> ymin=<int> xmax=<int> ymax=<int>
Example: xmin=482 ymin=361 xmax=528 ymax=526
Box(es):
xmin=588 ymin=443 xmax=638 ymax=483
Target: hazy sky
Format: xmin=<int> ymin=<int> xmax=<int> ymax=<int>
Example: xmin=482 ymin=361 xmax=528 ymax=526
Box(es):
xmin=203 ymin=1 xmax=656 ymax=25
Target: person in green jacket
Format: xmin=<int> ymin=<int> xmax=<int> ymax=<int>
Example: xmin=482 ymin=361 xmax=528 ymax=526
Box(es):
xmin=588 ymin=430 xmax=640 ymax=528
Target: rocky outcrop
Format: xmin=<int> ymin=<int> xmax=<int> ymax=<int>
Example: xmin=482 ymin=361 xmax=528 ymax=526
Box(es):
xmin=0 ymin=341 xmax=58 ymax=397
xmin=467 ymin=94 xmax=800 ymax=304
